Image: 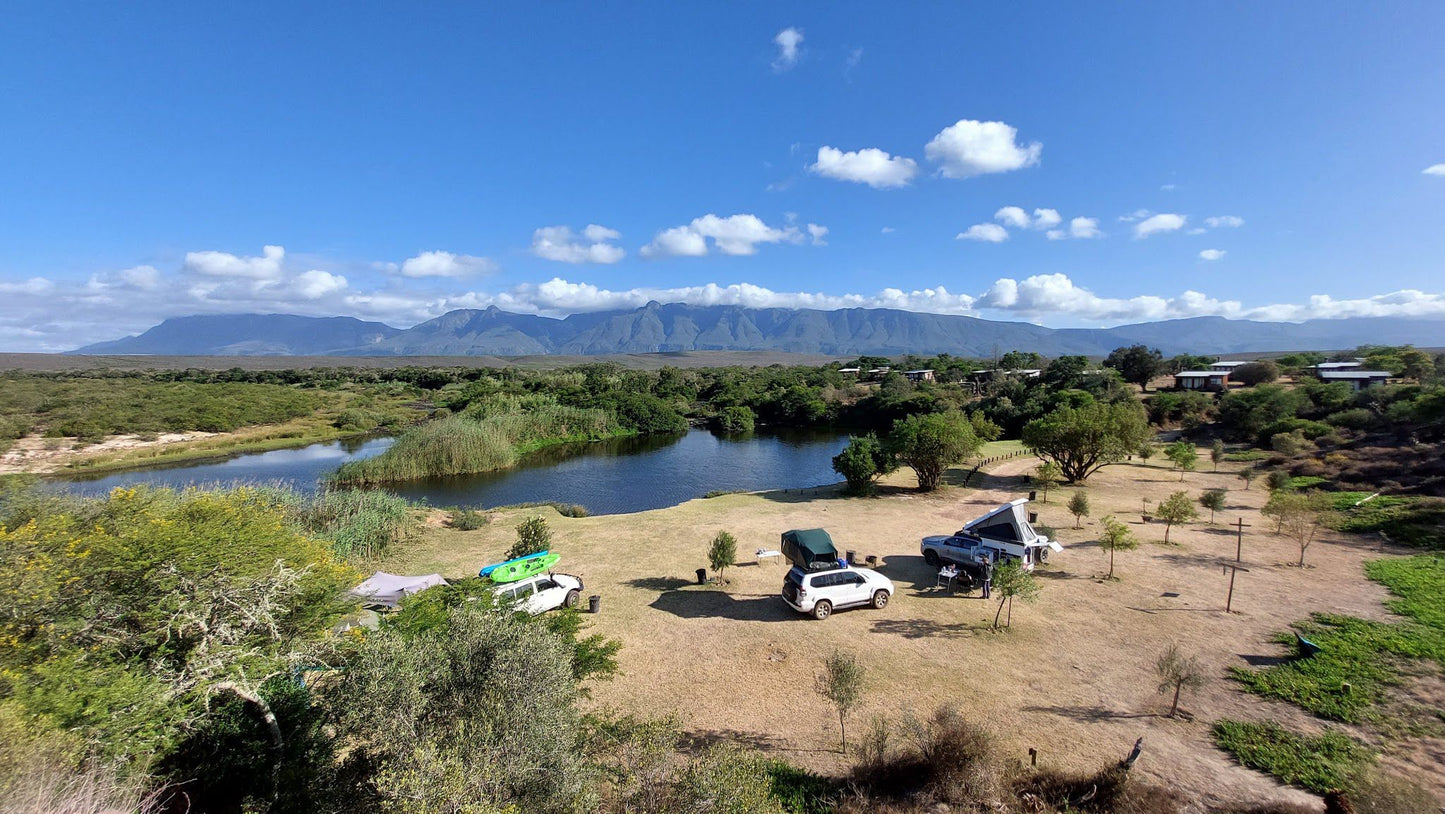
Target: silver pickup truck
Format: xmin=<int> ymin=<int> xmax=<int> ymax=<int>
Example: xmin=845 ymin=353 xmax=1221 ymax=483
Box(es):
xmin=920 ymin=498 xmax=1060 ymax=572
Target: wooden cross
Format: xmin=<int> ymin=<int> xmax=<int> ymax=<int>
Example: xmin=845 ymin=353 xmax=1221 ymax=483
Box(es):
xmin=1225 ymin=517 xmax=1251 ymax=613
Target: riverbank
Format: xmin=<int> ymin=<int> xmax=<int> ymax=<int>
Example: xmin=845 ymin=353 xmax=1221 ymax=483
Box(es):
xmin=376 ymin=453 xmax=1432 ymax=808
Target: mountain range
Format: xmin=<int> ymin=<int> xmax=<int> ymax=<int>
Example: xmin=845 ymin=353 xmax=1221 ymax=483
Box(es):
xmin=70 ymin=304 xmax=1445 ymax=358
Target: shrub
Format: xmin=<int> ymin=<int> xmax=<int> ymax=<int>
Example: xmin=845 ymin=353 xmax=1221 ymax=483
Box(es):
xmin=509 ymin=516 xmax=552 ymax=560
xmin=1325 ymin=408 xmax=1374 ymax=430
xmin=1232 ymin=360 xmax=1280 ymax=386
xmin=449 ymin=508 xmax=488 ymax=530
xmin=712 ymin=405 xmax=756 ymax=434
xmin=708 ymin=531 xmax=737 ymax=579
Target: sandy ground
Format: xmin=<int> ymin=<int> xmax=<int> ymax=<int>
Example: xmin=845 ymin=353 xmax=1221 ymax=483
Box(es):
xmin=385 ymin=455 xmax=1442 ymax=812
xmin=0 ymin=431 xmax=219 ymax=474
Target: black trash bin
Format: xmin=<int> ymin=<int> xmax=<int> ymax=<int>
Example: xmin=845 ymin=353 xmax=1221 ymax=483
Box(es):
xmin=696 ymin=568 xmax=707 ymax=585
xmin=588 ymin=595 xmax=601 ymax=614
xmin=1028 ymin=490 xmax=1037 ymax=501
xmin=1028 ymin=511 xmax=1039 ymax=524
xmin=845 ymin=550 xmax=856 ymax=565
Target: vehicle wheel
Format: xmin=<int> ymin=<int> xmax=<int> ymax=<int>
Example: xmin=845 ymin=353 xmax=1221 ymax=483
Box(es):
xmin=812 ymin=600 xmax=833 ymax=620
xmin=1039 ymin=548 xmax=1049 ymax=563
xmin=564 ymin=589 xmax=581 ymax=608
xmin=872 ymin=590 xmax=889 ymax=609
xmin=923 ymin=550 xmax=940 ymax=567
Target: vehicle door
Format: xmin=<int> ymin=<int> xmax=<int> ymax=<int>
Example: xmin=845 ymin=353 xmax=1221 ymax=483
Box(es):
xmin=527 ymin=578 xmax=564 ymax=614
xmin=509 ymin=580 xmax=537 ymax=613
xmin=837 ymin=571 xmax=870 ymax=606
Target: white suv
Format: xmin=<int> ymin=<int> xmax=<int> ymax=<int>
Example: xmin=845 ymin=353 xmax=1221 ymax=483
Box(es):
xmin=781 ymin=565 xmax=893 ymax=620
xmin=493 ymin=573 xmax=583 ymax=615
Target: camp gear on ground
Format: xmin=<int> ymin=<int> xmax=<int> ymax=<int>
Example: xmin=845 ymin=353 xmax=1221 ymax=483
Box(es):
xmin=350 ymin=572 xmax=447 ymax=608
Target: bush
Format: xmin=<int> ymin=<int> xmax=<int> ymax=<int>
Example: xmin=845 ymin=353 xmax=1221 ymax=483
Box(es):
xmin=1232 ymin=360 xmax=1280 ymax=386
xmin=449 ymin=508 xmax=488 ymax=530
xmin=1324 ymin=408 xmax=1375 ymax=430
xmin=1257 ymin=418 xmax=1333 ymax=449
xmin=509 ymin=515 xmax=552 ymax=560
xmin=712 ymin=405 xmax=756 ymax=434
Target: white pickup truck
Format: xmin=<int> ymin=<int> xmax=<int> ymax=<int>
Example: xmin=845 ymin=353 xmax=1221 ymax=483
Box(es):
xmin=493 ymin=573 xmax=584 ymax=615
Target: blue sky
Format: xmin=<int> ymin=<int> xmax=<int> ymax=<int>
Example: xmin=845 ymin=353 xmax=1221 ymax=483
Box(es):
xmin=1 ymin=2 xmax=1443 ymax=350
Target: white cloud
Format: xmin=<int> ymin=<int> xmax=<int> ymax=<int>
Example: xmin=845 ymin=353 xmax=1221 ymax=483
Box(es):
xmin=994 ymin=206 xmax=1031 ymax=229
xmin=641 ymin=213 xmax=807 ymax=257
xmin=1134 ymin=213 xmax=1187 ymax=239
xmin=184 ymin=245 xmax=285 ymax=280
xmin=880 ymin=226 xmax=896 ymax=234
xmin=773 ymin=27 xmax=803 ymax=70
xmin=289 ymin=270 xmax=348 ymax=299
xmin=1045 ymin=230 xmax=1066 ymax=241
xmin=1070 ymin=217 xmax=1102 ymax=239
xmin=0 ymin=277 xmax=54 ymax=295
xmin=1199 ymin=249 xmax=1226 ymax=261
xmin=1031 ymin=208 xmax=1061 ymax=230
xmin=1119 ymin=209 xmax=1152 ymax=223
xmin=924 ymin=119 xmax=1042 ymax=179
xmin=1205 ymin=215 xmax=1245 ymax=228
xmin=86 ymin=265 xmax=161 ymax=292
xmin=1161 ymin=184 xmax=1176 ymax=191
xmin=531 ymin=225 xmax=626 ymax=264
xmin=809 ymin=146 xmax=918 ymax=188
xmin=397 ymin=250 xmax=498 ymax=278
xmin=806 ymin=224 xmax=828 ymax=246
xmin=957 ymin=223 xmax=1009 ymax=242
xmin=1422 ymin=164 xmax=1445 ymax=176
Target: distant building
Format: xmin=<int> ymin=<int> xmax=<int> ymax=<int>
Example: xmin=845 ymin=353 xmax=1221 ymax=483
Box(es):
xmin=1308 ymin=361 xmax=1363 ymax=376
xmin=1317 ymin=370 xmax=1391 ymax=391
xmin=1174 ymin=370 xmax=1230 ymax=391
xmin=837 ymin=367 xmax=861 ymax=375
xmin=903 ymin=369 xmax=936 ymax=382
xmin=1209 ymin=361 xmax=1248 ymax=373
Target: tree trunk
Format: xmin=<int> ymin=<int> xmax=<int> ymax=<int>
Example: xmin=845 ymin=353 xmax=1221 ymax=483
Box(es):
xmin=1169 ymin=682 xmax=1182 ymax=717
xmin=1006 ymin=596 xmax=1013 ymax=628
xmin=1165 ymin=520 xmax=1172 ymax=544
xmin=1108 ymin=545 xmax=1115 ymax=579
xmin=993 ymin=596 xmax=1006 ymax=628
xmin=839 ymin=710 xmax=847 ymax=752
xmin=210 ymin=681 xmax=283 ymax=803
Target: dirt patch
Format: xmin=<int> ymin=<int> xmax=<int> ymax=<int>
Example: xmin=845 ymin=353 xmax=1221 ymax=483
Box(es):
xmin=0 ymin=431 xmax=218 ymax=474
xmin=385 ymin=455 xmax=1440 ymax=811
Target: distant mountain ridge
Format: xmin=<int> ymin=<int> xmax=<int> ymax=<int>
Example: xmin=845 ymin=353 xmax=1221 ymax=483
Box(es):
xmin=69 ymin=305 xmax=1445 ymax=358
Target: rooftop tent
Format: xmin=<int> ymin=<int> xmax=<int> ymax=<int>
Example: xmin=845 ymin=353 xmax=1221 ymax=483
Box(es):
xmin=781 ymin=528 xmax=839 ymax=570
xmin=350 ymin=572 xmax=448 ymax=608
xmin=963 ymin=498 xmax=1056 ymax=549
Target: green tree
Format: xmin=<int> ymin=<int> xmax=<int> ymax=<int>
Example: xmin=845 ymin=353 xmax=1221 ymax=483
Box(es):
xmin=1156 ymin=490 xmax=1198 ymax=543
xmin=1211 ymin=439 xmax=1226 ymax=471
xmin=991 ymin=559 xmax=1041 ymax=629
xmin=1099 ymin=515 xmax=1138 ymax=580
xmin=1104 ymin=345 xmax=1165 ymax=391
xmin=831 ymin=434 xmax=894 ymax=494
xmin=1238 ymin=467 xmax=1257 ymax=490
xmin=1266 ymin=469 xmax=1292 ymax=493
xmin=508 ymin=515 xmax=552 ymax=560
xmin=1232 ymin=360 xmax=1280 ymax=386
xmin=1199 ymin=489 xmax=1227 ymax=523
xmin=1067 ymin=490 xmax=1090 ymax=529
xmin=1165 ymin=441 xmax=1198 ymax=481
xmin=816 ymin=650 xmax=865 ymax=752
xmin=708 ymin=531 xmax=737 ymax=581
xmin=1033 ymin=461 xmax=1062 ymax=502
xmin=887 ymin=411 xmax=982 ymax=492
xmin=1155 ymin=645 xmax=1206 ymax=718
xmin=1138 ymin=441 xmax=1157 ymax=465
xmin=1022 ymin=401 xmax=1152 ymax=483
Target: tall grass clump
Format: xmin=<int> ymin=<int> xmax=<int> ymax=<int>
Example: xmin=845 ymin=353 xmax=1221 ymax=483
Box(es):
xmin=330 ymin=400 xmax=623 ymax=485
xmin=252 ymin=486 xmax=415 ymax=560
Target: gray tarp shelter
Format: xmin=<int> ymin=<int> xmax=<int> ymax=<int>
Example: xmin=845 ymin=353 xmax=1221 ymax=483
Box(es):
xmin=350 ymin=572 xmax=447 ymax=608
xmin=781 ymin=528 xmax=840 ymax=570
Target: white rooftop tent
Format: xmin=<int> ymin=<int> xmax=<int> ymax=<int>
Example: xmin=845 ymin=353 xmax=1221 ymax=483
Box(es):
xmin=961 ymin=498 xmax=1062 ymax=558
xmin=350 ymin=572 xmax=448 ymax=608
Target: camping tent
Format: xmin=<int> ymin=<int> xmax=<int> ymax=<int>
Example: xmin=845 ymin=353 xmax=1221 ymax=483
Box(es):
xmin=350 ymin=572 xmax=447 ymax=608
xmin=781 ymin=528 xmax=840 ymax=570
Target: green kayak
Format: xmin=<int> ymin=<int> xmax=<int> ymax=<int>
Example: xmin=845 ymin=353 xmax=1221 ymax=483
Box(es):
xmin=488 ymin=552 xmax=561 ymax=583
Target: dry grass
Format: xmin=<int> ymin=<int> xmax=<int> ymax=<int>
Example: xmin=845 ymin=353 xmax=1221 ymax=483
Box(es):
xmin=382 ymin=452 xmax=1443 ymax=811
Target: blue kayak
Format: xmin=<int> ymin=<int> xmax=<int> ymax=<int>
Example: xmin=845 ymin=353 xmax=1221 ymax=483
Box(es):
xmin=479 ymin=550 xmax=550 ymax=578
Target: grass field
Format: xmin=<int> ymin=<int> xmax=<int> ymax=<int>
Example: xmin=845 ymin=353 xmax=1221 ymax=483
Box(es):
xmin=376 ymin=451 xmax=1442 ymax=809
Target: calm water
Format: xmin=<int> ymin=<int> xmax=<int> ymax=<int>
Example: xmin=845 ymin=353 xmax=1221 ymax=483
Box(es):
xmin=57 ymin=429 xmax=848 ymax=515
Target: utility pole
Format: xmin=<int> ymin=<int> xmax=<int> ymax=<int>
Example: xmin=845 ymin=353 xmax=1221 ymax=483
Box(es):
xmin=1224 ymin=517 xmax=1251 ymax=613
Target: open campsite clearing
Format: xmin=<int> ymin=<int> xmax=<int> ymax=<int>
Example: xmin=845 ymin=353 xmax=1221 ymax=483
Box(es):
xmin=382 ymin=455 xmax=1440 ymax=811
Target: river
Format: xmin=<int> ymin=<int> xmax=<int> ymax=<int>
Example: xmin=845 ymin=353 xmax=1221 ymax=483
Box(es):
xmin=57 ymin=428 xmax=850 ymax=515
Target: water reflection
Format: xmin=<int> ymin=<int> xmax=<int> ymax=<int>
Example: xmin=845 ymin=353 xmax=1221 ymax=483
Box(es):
xmin=57 ymin=429 xmax=848 ymax=516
